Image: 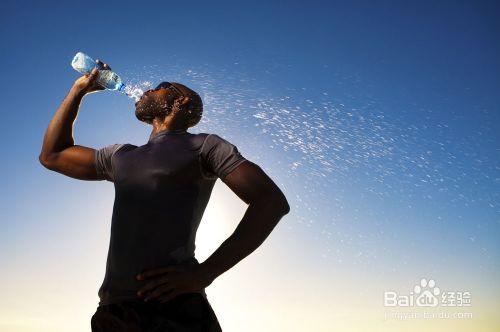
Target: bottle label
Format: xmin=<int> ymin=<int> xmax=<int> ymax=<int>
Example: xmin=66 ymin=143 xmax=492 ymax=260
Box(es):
xmin=97 ymin=70 xmax=121 ymax=89
xmin=98 ymin=70 xmax=118 ymax=83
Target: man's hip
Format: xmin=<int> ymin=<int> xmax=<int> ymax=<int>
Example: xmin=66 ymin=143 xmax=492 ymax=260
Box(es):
xmin=91 ymin=292 xmax=222 ymax=331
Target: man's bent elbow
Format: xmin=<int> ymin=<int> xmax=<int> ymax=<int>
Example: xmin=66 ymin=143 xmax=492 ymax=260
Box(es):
xmin=39 ymin=153 xmax=56 ymax=170
xmin=281 ymin=198 xmax=291 ymax=216
xmin=269 ymin=191 xmax=290 ymax=216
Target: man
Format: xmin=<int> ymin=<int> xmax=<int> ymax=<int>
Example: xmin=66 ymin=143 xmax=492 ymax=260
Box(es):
xmin=39 ymin=60 xmax=290 ymax=331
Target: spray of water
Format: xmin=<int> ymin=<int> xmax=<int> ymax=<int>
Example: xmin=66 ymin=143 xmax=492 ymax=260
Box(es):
xmin=123 ymin=81 xmax=152 ymax=102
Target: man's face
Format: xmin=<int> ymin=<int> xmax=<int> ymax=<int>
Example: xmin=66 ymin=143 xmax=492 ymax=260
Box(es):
xmin=135 ymin=86 xmax=178 ymax=123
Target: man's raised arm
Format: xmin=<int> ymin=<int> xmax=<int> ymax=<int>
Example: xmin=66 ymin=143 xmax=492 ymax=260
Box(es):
xmin=39 ymin=61 xmax=109 ymax=181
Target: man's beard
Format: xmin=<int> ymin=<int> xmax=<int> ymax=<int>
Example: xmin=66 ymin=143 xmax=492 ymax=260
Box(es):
xmin=135 ymin=104 xmax=172 ymax=123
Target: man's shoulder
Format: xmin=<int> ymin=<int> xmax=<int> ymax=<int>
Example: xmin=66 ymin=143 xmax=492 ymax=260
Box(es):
xmin=192 ymin=132 xmax=231 ymax=143
xmin=183 ymin=132 xmax=234 ymax=155
xmin=110 ymin=143 xmax=139 ymax=157
xmin=186 ymin=132 xmax=213 ymax=146
xmin=199 ymin=133 xmax=238 ymax=147
xmin=117 ymin=143 xmax=138 ymax=151
xmin=189 ymin=132 xmax=211 ymax=139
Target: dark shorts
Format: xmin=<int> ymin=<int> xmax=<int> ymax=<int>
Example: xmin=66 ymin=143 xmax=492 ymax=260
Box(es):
xmin=91 ymin=293 xmax=222 ymax=332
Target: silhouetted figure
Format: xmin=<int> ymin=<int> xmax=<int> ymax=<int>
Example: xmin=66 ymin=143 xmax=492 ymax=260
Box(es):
xmin=39 ymin=60 xmax=290 ymax=331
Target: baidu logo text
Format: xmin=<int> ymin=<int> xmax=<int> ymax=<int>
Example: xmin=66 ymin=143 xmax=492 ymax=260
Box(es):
xmin=384 ymin=278 xmax=471 ymax=308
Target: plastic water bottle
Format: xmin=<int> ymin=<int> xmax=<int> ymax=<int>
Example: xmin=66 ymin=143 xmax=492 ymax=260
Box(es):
xmin=71 ymin=52 xmax=126 ymax=92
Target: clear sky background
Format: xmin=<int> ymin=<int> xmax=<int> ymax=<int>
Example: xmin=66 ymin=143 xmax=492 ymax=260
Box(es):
xmin=1 ymin=1 xmax=499 ymax=331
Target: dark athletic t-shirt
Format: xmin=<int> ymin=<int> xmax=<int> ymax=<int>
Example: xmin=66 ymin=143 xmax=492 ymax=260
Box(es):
xmin=94 ymin=129 xmax=247 ymax=306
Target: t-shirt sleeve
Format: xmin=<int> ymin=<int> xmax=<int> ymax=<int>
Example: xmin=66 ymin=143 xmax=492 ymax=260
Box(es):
xmin=94 ymin=143 xmax=125 ymax=182
xmin=200 ymin=134 xmax=247 ymax=180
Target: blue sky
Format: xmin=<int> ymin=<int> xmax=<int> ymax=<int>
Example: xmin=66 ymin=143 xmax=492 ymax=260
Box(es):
xmin=1 ymin=1 xmax=499 ymax=331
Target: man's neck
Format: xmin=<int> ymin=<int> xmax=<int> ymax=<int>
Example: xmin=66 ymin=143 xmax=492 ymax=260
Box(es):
xmin=150 ymin=118 xmax=187 ymax=140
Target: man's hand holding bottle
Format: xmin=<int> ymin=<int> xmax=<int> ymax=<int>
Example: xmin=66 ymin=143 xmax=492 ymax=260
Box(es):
xmin=73 ymin=59 xmax=111 ymax=95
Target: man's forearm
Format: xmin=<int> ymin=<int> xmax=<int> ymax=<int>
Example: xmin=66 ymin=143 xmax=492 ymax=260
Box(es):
xmin=199 ymin=196 xmax=289 ymax=282
xmin=40 ymin=86 xmax=85 ymax=157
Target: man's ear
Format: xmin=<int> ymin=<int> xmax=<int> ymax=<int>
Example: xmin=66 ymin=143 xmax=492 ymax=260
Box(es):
xmin=176 ymin=96 xmax=190 ymax=107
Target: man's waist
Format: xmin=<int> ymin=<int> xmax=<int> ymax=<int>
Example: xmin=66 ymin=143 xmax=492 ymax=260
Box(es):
xmin=98 ymin=257 xmax=204 ymax=306
xmin=98 ymin=288 xmax=208 ymax=306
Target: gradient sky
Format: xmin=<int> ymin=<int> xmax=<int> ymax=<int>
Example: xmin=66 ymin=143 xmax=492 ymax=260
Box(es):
xmin=1 ymin=1 xmax=499 ymax=331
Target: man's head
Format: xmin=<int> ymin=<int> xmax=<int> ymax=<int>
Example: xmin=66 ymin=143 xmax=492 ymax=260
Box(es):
xmin=135 ymin=82 xmax=203 ymax=129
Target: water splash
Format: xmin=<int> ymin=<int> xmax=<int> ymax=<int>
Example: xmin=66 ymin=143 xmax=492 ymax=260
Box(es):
xmin=123 ymin=81 xmax=152 ymax=102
